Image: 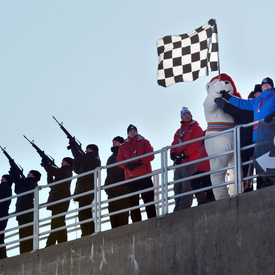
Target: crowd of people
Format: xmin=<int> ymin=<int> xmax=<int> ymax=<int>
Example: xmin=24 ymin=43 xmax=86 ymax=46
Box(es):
xmin=0 ymin=76 xmax=275 ymax=258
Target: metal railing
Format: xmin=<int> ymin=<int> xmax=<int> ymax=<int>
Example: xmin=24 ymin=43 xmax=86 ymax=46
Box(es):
xmin=0 ymin=121 xmax=258 ymax=258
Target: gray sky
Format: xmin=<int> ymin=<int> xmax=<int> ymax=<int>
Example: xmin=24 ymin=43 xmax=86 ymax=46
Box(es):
xmin=0 ymin=0 xmax=274 ymax=182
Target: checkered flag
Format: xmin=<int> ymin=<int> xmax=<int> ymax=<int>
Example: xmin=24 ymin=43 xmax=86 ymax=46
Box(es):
xmin=157 ymin=19 xmax=219 ymax=87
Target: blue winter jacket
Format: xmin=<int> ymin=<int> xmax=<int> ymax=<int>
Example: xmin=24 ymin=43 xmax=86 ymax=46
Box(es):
xmin=228 ymin=88 xmax=275 ymax=142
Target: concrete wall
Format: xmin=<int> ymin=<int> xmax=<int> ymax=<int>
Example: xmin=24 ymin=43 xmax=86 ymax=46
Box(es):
xmin=0 ymin=186 xmax=274 ymax=275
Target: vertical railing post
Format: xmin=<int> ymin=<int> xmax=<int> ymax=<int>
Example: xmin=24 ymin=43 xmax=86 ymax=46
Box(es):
xmin=234 ymin=125 xmax=242 ymax=195
xmin=33 ymin=187 xmax=40 ymax=251
xmin=160 ymin=146 xmax=169 ymax=215
xmin=94 ymin=167 xmax=101 ymax=233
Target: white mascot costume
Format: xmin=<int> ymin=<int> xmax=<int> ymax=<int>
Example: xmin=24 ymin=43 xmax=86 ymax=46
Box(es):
xmin=203 ymin=73 xmax=242 ymax=200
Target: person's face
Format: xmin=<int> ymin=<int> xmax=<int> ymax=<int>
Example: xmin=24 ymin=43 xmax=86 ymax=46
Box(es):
xmin=181 ymin=112 xmax=192 ymax=122
xmin=61 ymin=160 xmax=69 ymax=167
xmin=113 ymin=140 xmax=121 ymax=147
xmin=128 ymin=129 xmax=138 ymax=138
xmin=262 ymin=83 xmax=272 ymax=92
xmin=86 ymin=147 xmax=93 ymax=153
xmin=27 ymin=172 xmax=35 ymax=178
xmin=1 ymin=177 xmax=7 ymax=183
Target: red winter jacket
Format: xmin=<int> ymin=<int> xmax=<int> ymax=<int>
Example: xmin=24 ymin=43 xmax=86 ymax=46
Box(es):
xmin=117 ymin=134 xmax=154 ymax=180
xmin=170 ymin=120 xmax=202 ymax=164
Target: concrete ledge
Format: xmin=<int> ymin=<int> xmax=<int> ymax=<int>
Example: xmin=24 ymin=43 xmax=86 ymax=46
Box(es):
xmin=1 ymin=186 xmax=274 ymax=274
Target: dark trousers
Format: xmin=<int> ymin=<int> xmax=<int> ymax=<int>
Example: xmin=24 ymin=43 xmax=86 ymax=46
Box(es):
xmin=46 ymin=208 xmax=67 ymax=246
xmin=18 ymin=214 xmax=33 ymax=254
xmin=78 ymin=198 xmax=94 ymax=237
xmin=128 ymin=177 xmax=156 ymax=223
xmin=190 ymin=171 xmax=215 ymax=205
xmin=0 ymin=218 xmax=8 ymax=259
xmin=108 ymin=195 xmax=129 ymax=228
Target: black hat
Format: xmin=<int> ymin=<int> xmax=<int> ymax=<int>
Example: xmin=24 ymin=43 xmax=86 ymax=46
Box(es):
xmin=29 ymin=170 xmax=41 ymax=182
xmin=63 ymin=157 xmax=73 ymax=167
xmin=261 ymin=77 xmax=274 ymax=88
xmin=127 ymin=124 xmax=137 ymax=134
xmin=254 ymin=84 xmax=262 ymax=93
xmin=112 ymin=136 xmax=124 ymax=144
xmin=2 ymin=174 xmax=11 ymax=183
xmin=86 ymin=144 xmax=99 ymax=152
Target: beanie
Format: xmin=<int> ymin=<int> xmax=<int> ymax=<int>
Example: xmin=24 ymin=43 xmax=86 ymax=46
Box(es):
xmin=210 ymin=73 xmax=242 ymax=98
xmin=127 ymin=124 xmax=137 ymax=134
xmin=180 ymin=106 xmax=191 ymax=119
xmin=261 ymin=77 xmax=274 ymax=88
xmin=254 ymin=84 xmax=262 ymax=93
xmin=86 ymin=144 xmax=99 ymax=153
xmin=29 ymin=170 xmax=41 ymax=182
xmin=63 ymin=157 xmax=73 ymax=167
xmin=112 ymin=136 xmax=125 ymax=144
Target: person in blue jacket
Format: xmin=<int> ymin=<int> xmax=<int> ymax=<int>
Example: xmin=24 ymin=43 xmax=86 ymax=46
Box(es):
xmin=220 ymin=77 xmax=275 ymax=142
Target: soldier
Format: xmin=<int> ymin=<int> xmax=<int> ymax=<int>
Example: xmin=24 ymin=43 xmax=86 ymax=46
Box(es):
xmin=41 ymin=157 xmax=73 ymax=246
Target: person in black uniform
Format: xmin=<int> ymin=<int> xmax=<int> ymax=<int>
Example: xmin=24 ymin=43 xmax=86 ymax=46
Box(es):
xmin=70 ymin=143 xmax=101 ymax=237
xmin=105 ymin=136 xmax=130 ymax=228
xmin=9 ymin=167 xmax=41 ymax=254
xmin=0 ymin=174 xmax=13 ymax=259
xmin=41 ymin=157 xmax=73 ymax=246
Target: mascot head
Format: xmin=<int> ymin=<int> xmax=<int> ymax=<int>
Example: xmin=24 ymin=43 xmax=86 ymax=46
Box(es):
xmin=206 ymin=73 xmax=242 ymax=98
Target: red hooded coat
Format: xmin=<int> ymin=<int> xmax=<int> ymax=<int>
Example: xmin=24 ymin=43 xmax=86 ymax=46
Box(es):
xmin=171 ymin=120 xmax=203 ymax=164
xmin=117 ymin=134 xmax=154 ymax=180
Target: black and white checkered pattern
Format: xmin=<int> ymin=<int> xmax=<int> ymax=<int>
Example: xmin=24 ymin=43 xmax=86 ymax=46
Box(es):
xmin=157 ymin=19 xmax=219 ymax=87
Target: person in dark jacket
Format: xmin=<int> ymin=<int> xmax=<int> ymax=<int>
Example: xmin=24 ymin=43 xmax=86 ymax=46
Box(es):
xmin=70 ymin=143 xmax=101 ymax=237
xmin=104 ymin=136 xmax=130 ymax=228
xmin=0 ymin=175 xmax=13 ymax=259
xmin=9 ymin=167 xmax=41 ymax=254
xmin=41 ymin=157 xmax=73 ymax=246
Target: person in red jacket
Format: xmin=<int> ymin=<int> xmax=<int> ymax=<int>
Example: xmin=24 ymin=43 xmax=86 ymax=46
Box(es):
xmin=170 ymin=107 xmax=203 ymax=211
xmin=117 ymin=124 xmax=156 ymax=222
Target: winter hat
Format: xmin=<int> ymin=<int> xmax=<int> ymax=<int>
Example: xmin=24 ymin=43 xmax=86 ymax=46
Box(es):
xmin=180 ymin=106 xmax=191 ymax=119
xmin=63 ymin=157 xmax=73 ymax=167
xmin=261 ymin=77 xmax=274 ymax=88
xmin=248 ymin=84 xmax=262 ymax=99
xmin=2 ymin=174 xmax=11 ymax=183
xmin=127 ymin=124 xmax=138 ymax=134
xmin=254 ymin=84 xmax=262 ymax=93
xmin=86 ymin=144 xmax=99 ymax=153
xmin=210 ymin=73 xmax=242 ymax=98
xmin=29 ymin=170 xmax=41 ymax=182
xmin=113 ymin=136 xmax=124 ymax=144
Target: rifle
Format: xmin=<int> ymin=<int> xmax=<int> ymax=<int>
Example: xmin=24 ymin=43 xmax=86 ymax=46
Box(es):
xmin=23 ymin=135 xmax=55 ymax=166
xmin=52 ymin=115 xmax=84 ymax=154
xmin=0 ymin=145 xmax=26 ymax=179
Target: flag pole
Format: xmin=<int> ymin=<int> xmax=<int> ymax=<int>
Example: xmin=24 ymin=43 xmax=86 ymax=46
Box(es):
xmin=214 ymin=19 xmax=221 ymax=82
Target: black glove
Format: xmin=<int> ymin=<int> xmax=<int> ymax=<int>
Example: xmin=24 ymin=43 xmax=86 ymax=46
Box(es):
xmin=179 ymin=150 xmax=185 ymax=159
xmin=220 ymin=90 xmax=232 ymax=101
xmin=40 ymin=158 xmax=48 ymax=168
xmin=170 ymin=152 xmax=177 ymax=161
xmin=126 ymin=160 xmax=142 ymax=171
xmin=214 ymin=97 xmax=227 ymax=109
xmin=174 ymin=156 xmax=182 ymax=165
xmin=264 ymin=111 xmax=275 ymax=123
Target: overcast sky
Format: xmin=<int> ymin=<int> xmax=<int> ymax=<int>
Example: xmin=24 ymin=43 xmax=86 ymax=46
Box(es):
xmin=0 ymin=0 xmax=274 ymax=187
